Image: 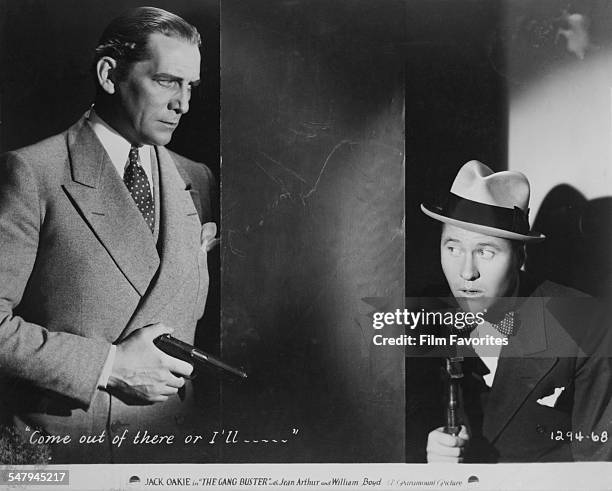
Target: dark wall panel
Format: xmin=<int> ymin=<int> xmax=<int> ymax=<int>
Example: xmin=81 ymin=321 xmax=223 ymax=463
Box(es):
xmin=221 ymin=0 xmax=406 ymax=462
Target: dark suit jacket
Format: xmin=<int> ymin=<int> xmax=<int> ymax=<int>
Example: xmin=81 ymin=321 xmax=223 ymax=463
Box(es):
xmin=407 ymin=276 xmax=612 ymax=462
xmin=0 ymin=116 xmax=216 ymax=463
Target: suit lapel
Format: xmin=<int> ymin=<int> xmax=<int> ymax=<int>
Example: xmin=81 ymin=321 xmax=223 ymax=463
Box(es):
xmin=119 ymin=146 xmax=201 ymax=338
xmin=482 ymin=295 xmax=557 ymax=441
xmin=62 ymin=117 xmax=160 ymax=296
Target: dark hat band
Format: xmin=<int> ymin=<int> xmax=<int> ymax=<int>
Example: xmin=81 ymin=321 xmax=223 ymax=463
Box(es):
xmin=433 ymin=193 xmax=530 ymax=235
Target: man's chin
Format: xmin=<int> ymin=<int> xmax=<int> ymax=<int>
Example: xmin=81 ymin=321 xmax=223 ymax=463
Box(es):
xmin=454 ymin=296 xmax=491 ymax=315
xmin=455 ymin=296 xmax=515 ymax=319
xmin=142 ymin=127 xmax=176 ymax=146
xmin=146 ymin=134 xmax=173 ymax=146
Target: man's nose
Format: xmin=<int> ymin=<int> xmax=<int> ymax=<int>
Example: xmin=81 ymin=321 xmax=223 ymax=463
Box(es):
xmin=169 ymin=87 xmax=190 ymax=114
xmin=460 ymin=254 xmax=480 ymax=281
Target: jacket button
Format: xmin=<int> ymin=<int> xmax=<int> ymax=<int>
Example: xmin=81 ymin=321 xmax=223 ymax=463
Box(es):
xmin=536 ymin=425 xmax=546 ymax=434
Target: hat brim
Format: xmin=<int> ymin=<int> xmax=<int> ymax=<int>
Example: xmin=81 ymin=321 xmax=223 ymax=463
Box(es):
xmin=421 ymin=204 xmax=545 ymax=242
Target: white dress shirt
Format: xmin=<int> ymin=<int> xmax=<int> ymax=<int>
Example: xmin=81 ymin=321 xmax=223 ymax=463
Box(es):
xmin=87 ymin=110 xmax=153 ymax=188
xmin=469 ymin=283 xmax=519 ymax=387
xmin=470 ymin=321 xmax=506 ymax=387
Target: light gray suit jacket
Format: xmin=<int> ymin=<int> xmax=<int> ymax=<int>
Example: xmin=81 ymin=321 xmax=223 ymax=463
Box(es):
xmin=0 ymin=116 xmax=215 ymax=463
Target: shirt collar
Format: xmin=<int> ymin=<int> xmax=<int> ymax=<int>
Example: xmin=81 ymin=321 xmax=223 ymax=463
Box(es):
xmin=86 ymin=108 xmax=152 ymax=181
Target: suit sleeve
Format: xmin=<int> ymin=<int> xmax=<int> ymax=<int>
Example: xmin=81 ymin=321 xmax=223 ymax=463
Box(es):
xmin=0 ymin=152 xmax=111 ymax=409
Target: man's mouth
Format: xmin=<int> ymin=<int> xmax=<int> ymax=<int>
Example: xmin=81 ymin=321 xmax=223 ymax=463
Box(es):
xmin=160 ymin=120 xmax=179 ymax=128
xmin=458 ymin=288 xmax=484 ymax=297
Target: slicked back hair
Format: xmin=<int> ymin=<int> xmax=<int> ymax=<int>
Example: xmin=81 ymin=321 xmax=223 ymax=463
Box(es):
xmin=93 ymin=6 xmax=201 ymax=84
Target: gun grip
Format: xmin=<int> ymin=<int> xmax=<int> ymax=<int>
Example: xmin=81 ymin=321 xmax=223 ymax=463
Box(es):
xmin=153 ymin=334 xmax=197 ymax=379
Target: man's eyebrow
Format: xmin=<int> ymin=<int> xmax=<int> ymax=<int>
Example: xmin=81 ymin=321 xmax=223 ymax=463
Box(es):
xmin=442 ymin=237 xmax=460 ymax=246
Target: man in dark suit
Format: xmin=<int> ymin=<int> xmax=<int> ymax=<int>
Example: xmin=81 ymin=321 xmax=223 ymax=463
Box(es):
xmin=418 ymin=160 xmax=612 ymax=462
xmin=0 ymin=7 xmax=216 ymax=463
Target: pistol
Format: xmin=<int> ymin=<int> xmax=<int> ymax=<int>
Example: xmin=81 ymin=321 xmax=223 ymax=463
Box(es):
xmin=154 ymin=334 xmax=248 ymax=379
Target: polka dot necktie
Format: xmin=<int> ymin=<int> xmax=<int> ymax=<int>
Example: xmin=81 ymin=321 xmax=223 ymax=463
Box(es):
xmin=490 ymin=311 xmax=516 ymax=337
xmin=453 ymin=310 xmax=516 ymax=337
xmin=124 ymin=146 xmax=154 ymax=232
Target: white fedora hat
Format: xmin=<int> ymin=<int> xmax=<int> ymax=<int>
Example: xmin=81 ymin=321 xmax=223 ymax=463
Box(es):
xmin=421 ymin=160 xmax=545 ymax=242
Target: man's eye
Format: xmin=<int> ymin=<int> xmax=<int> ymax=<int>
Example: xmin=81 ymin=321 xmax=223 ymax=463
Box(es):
xmin=447 ymin=246 xmax=461 ymax=257
xmin=157 ymin=79 xmax=177 ymax=88
xmin=478 ymin=249 xmax=494 ymax=259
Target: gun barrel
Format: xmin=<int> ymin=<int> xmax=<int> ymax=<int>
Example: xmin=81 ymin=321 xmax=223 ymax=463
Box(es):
xmin=154 ymin=334 xmax=248 ymax=379
xmin=192 ymin=349 xmax=248 ymax=379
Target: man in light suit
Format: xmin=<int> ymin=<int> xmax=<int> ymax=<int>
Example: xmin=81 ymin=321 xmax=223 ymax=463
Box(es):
xmin=0 ymin=7 xmax=216 ymax=463
xmin=417 ymin=161 xmax=612 ymax=462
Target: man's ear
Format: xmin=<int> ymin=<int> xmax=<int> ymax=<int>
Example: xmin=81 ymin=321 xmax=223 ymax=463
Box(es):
xmin=96 ymin=56 xmax=118 ymax=95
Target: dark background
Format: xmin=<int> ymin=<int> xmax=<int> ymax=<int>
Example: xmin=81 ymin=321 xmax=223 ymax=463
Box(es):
xmin=0 ymin=0 xmax=220 ymax=177
xmin=404 ymin=0 xmax=507 ymax=297
xmin=220 ymin=0 xmax=406 ymax=462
